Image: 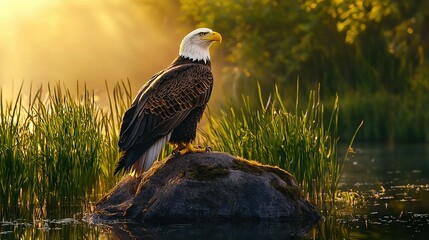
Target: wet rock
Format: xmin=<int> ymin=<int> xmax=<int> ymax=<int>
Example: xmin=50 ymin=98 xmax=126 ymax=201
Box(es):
xmin=91 ymin=152 xmax=320 ymax=223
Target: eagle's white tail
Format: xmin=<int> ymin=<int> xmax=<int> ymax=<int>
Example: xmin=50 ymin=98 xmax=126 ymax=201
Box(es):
xmin=131 ymin=133 xmax=171 ymax=176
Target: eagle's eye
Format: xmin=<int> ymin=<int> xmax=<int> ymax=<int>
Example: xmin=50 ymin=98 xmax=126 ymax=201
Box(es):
xmin=198 ymin=32 xmax=208 ymax=36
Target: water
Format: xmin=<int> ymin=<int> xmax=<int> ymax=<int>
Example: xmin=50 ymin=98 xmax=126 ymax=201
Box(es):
xmin=333 ymin=144 xmax=429 ymax=239
xmin=1 ymin=144 xmax=428 ymax=239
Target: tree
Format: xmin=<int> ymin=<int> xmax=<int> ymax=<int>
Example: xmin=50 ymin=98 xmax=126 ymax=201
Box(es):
xmin=180 ymin=0 xmax=428 ymax=96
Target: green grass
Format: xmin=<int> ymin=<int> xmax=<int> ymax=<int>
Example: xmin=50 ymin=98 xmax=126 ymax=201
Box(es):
xmin=0 ymin=81 xmax=134 ymax=218
xmin=202 ymin=83 xmax=359 ymax=210
xmin=1 ymin=79 xmax=357 ymax=218
xmin=0 ymin=80 xmax=179 ymax=219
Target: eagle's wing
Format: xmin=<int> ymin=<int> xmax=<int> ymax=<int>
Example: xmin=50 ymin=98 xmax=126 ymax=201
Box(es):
xmin=115 ymin=63 xmax=213 ymax=173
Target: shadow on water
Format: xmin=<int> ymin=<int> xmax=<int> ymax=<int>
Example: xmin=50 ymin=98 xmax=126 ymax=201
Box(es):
xmin=96 ymin=220 xmax=317 ymax=240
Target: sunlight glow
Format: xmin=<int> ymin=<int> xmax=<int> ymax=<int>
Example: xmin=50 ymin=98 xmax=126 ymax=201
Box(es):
xmin=0 ymin=0 xmax=56 ymax=16
xmin=0 ymin=0 xmax=185 ymax=102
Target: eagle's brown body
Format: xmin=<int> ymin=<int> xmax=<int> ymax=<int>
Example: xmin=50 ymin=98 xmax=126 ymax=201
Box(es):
xmin=114 ymin=57 xmax=213 ymax=174
xmin=114 ymin=28 xmax=221 ymax=176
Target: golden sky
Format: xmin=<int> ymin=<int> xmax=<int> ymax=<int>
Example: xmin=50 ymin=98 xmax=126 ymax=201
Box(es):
xmin=0 ymin=0 xmax=223 ymax=103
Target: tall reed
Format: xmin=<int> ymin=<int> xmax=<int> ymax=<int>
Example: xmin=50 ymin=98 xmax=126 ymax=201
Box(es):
xmin=202 ymin=83 xmax=349 ymax=210
xmin=0 ymin=81 xmax=133 ymax=218
xmin=0 ymin=86 xmax=28 ymax=213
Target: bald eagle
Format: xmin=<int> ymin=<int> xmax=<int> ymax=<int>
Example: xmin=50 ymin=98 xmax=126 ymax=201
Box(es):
xmin=114 ymin=28 xmax=222 ymax=176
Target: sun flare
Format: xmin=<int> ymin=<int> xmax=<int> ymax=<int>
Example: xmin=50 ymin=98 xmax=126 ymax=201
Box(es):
xmin=0 ymin=0 xmax=183 ymax=103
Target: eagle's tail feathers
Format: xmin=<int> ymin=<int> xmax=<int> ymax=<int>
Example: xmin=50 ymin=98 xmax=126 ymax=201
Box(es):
xmin=130 ymin=133 xmax=171 ymax=176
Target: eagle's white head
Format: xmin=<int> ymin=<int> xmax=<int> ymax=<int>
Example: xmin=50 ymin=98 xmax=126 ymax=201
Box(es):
xmin=179 ymin=28 xmax=222 ymax=63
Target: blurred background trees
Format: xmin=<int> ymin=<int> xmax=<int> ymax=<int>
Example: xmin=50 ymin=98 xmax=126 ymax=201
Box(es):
xmin=1 ymin=0 xmax=427 ymax=143
xmin=178 ymin=0 xmax=429 ymax=143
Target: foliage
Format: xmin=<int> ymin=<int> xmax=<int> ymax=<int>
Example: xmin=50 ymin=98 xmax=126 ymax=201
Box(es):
xmin=0 ymin=81 xmax=134 ymax=218
xmin=180 ymin=0 xmax=429 ymax=142
xmin=181 ymin=0 xmax=328 ymax=92
xmin=339 ymin=90 xmax=429 ymax=142
xmin=202 ymin=83 xmax=352 ymax=210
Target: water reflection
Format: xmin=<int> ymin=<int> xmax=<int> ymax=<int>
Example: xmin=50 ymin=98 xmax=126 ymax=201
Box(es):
xmin=1 ymin=218 xmax=318 ymax=239
xmin=334 ymin=143 xmax=429 ymax=240
xmin=98 ymin=220 xmax=317 ymax=240
xmin=1 ymin=218 xmax=107 ymax=240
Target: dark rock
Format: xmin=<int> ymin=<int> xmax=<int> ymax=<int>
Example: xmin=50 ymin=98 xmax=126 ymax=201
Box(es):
xmin=91 ymin=152 xmax=320 ymax=223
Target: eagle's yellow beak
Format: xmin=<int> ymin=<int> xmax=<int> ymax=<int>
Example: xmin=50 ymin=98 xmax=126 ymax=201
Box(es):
xmin=202 ymin=31 xmax=222 ymax=43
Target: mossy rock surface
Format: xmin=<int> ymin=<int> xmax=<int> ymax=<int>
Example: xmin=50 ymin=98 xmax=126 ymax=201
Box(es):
xmin=91 ymin=152 xmax=320 ymax=223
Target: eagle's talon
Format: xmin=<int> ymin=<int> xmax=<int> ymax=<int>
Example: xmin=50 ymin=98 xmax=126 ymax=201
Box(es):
xmin=178 ymin=143 xmax=206 ymax=155
xmin=205 ymin=146 xmax=212 ymax=152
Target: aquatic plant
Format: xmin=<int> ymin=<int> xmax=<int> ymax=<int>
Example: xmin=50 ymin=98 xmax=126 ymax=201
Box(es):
xmin=202 ymin=83 xmax=358 ymax=210
xmin=0 ymin=81 xmax=133 ymax=217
